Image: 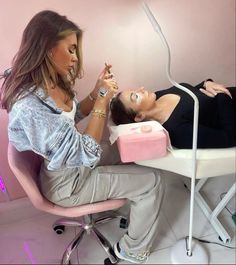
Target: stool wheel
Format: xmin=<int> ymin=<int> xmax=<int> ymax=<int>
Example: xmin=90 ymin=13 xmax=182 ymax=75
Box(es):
xmin=120 ymin=218 xmax=128 ymax=229
xmin=53 ymin=225 xmax=65 ymax=234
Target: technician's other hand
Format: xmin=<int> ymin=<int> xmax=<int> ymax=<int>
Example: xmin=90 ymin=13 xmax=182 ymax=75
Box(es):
xmin=92 ymin=63 xmax=118 ymax=96
xmin=200 ymin=81 xmax=232 ymax=98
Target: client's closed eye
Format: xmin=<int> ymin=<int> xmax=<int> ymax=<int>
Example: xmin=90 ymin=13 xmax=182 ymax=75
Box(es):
xmin=130 ymin=93 xmax=140 ymax=102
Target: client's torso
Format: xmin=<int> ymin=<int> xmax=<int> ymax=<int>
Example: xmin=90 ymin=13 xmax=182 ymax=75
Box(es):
xmin=154 ymin=94 xmax=180 ymax=124
xmin=155 ymin=85 xmax=218 ymax=128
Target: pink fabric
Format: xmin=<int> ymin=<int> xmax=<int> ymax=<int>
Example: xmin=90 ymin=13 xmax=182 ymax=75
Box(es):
xmin=117 ymin=130 xmax=167 ymax=163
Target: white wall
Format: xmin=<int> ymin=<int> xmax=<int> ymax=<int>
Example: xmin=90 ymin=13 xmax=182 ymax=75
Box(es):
xmin=0 ymin=0 xmax=235 ymax=90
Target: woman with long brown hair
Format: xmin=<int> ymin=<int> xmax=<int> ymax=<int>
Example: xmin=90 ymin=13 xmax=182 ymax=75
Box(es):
xmin=1 ymin=10 xmax=164 ymax=264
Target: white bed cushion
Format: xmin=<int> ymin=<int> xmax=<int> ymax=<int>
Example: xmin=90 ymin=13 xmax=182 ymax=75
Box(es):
xmin=171 ymin=147 xmax=236 ymax=159
xmin=136 ymin=148 xmax=236 ymax=179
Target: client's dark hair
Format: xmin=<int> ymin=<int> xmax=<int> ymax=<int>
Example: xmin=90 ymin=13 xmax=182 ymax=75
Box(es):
xmin=110 ymin=92 xmax=137 ymax=125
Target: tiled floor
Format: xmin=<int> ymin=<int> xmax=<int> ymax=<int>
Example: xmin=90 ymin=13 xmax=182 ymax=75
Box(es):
xmin=0 ymin=171 xmax=235 ymax=264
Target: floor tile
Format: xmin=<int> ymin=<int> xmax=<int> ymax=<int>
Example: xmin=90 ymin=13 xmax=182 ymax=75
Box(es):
xmin=199 ymin=234 xmax=236 ymax=264
xmin=0 ymin=214 xmax=78 ymax=264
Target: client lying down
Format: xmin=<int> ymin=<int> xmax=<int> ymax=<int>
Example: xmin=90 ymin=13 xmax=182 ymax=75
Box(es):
xmin=110 ymin=80 xmax=236 ymax=149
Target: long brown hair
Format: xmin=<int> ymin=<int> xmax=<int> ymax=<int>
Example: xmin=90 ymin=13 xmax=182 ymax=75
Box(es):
xmin=0 ymin=10 xmax=83 ymax=112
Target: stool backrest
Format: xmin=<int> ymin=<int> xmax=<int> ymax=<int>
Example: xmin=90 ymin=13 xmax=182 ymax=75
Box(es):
xmin=8 ymin=143 xmax=45 ymax=209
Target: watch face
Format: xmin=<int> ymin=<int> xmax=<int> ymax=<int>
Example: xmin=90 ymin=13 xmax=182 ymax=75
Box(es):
xmin=99 ymin=87 xmax=108 ymax=97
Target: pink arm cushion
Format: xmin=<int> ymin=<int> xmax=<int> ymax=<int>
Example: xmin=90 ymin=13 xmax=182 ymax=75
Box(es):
xmin=117 ymin=130 xmax=167 ymax=163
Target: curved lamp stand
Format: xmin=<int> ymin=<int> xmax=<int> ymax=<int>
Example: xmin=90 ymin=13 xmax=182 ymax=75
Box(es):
xmin=142 ymin=2 xmax=208 ymax=264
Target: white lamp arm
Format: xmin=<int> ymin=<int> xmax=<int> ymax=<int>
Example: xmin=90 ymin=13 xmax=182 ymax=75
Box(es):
xmin=142 ymin=1 xmax=199 ymax=256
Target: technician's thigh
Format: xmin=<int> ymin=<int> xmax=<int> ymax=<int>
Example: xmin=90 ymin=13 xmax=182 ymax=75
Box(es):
xmin=71 ymin=164 xmax=164 ymax=253
xmin=71 ymin=164 xmax=162 ymax=204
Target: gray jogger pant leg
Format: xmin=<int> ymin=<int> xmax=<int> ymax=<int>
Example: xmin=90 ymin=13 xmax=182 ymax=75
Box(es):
xmin=69 ymin=164 xmax=164 ymax=255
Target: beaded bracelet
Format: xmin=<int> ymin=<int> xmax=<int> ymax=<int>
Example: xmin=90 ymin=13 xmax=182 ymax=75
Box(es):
xmin=91 ymin=109 xmax=106 ymax=118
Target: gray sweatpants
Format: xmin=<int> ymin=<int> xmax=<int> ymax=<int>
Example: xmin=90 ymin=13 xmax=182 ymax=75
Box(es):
xmin=40 ymin=143 xmax=164 ymax=255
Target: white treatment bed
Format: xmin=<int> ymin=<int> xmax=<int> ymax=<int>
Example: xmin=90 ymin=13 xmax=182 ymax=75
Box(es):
xmin=109 ymin=2 xmax=236 ymax=263
xmin=135 ymin=147 xmax=236 ymax=244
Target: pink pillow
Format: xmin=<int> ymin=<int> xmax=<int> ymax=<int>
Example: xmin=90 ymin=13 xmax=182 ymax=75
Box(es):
xmin=117 ymin=130 xmax=167 ymax=163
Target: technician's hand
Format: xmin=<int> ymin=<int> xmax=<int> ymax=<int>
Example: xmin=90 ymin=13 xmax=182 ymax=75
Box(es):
xmin=91 ymin=63 xmax=118 ymax=100
xmin=200 ymin=81 xmax=232 ymax=98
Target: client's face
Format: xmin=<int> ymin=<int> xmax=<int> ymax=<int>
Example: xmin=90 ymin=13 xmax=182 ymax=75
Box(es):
xmin=119 ymin=87 xmax=156 ymax=112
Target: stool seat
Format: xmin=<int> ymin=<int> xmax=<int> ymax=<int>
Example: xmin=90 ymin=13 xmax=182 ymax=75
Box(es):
xmin=8 ymin=143 xmax=128 ymax=264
